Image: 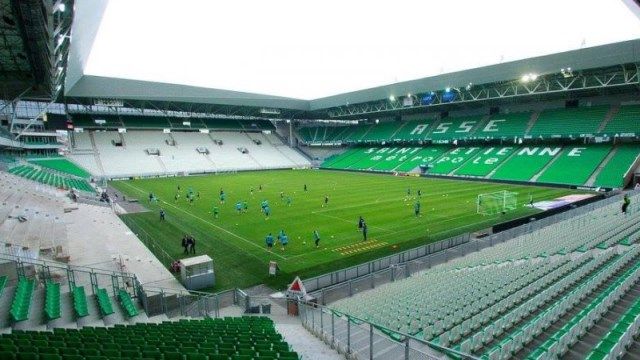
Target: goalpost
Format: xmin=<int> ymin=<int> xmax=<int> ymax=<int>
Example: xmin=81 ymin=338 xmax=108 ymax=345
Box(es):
xmin=477 ymin=190 xmax=518 ymax=215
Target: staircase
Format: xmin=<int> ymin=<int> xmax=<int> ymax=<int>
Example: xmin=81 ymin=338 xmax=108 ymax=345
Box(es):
xmin=156 ymin=156 xmax=168 ymax=173
xmin=563 ymin=271 xmax=640 ymax=358
xmin=89 ymin=132 xmax=106 ymax=176
xmin=597 ymin=105 xmax=621 ymax=133
xmin=485 ymin=147 xmax=520 ymax=179
xmin=387 ymin=121 xmax=409 ymax=140
xmin=585 ymin=146 xmax=619 ymax=187
xmin=524 ymin=111 xmax=540 ymax=135
xmin=530 ymin=148 xmax=564 ymax=182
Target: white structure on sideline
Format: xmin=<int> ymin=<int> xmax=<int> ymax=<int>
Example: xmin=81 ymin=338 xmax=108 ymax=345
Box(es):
xmin=68 ymin=130 xmax=310 ymax=177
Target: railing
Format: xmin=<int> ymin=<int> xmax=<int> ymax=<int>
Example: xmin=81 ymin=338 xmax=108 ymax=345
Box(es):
xmin=0 ymin=252 xmax=138 ymax=298
xmin=303 ymin=233 xmax=470 ymax=296
xmin=298 ymin=300 xmax=479 ymax=360
xmin=136 ymin=284 xmax=239 ymax=319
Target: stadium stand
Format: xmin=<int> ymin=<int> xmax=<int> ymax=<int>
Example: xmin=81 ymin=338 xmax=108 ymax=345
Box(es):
xmin=454 ymin=146 xmax=517 ymax=177
xmin=0 ymin=317 xmax=299 ymax=360
xmin=27 ymin=158 xmax=91 ymax=178
xmin=7 ymin=165 xmax=94 ymax=193
xmin=49 ymin=113 xmax=278 ymax=132
xmin=536 ymin=145 xmax=611 ymax=185
xmin=426 ymin=115 xmax=486 ymax=141
xmin=67 ymin=130 xmax=309 ymax=177
xmin=601 ymin=105 xmax=640 ymax=137
xmin=593 ymin=144 xmax=640 ymax=188
xmin=322 ymin=144 xmax=640 ymax=188
xmin=527 ymin=106 xmax=609 ymax=138
xmin=475 ymin=112 xmax=532 ymax=139
xmin=330 ymin=193 xmax=640 ymax=359
xmin=490 ymin=147 xmax=559 ymax=182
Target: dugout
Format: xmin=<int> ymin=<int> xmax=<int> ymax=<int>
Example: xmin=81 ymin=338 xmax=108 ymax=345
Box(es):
xmin=179 ymin=255 xmax=215 ymax=290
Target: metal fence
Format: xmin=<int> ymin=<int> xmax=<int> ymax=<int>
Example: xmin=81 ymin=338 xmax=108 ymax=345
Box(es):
xmin=299 ymin=301 xmax=478 ymax=360
xmin=137 ymin=285 xmax=239 ymax=318
xmin=303 ymin=233 xmax=470 ymax=294
xmin=308 ymin=191 xmax=633 ymax=305
xmin=0 ymin=252 xmax=138 ymax=298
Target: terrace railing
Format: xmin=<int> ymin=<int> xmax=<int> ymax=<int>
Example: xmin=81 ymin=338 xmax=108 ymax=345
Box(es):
xmin=298 ymin=300 xmax=479 ymax=360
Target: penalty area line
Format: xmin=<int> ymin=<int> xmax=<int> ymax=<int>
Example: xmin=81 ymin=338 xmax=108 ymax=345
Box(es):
xmin=118 ymin=181 xmax=287 ymax=261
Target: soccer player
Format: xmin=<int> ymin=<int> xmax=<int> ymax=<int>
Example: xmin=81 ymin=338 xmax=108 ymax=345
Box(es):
xmin=261 ymin=199 xmax=268 ymax=212
xmin=174 ymin=193 xmax=179 ymax=203
xmin=149 ymin=193 xmax=154 ymax=203
xmin=280 ymin=191 xmax=284 ymax=201
xmin=250 ymin=187 xmax=254 ymax=196
xmin=358 ymin=216 xmax=364 ymax=231
xmin=159 ymin=209 xmax=166 ymax=221
xmin=280 ymin=233 xmax=289 ymax=251
xmin=243 ymin=201 xmax=248 ymax=213
xmin=219 ymin=191 xmax=226 ymax=204
xmin=196 ymin=191 xmax=200 ymax=200
xmin=622 ymin=194 xmax=631 ymax=214
xmin=189 ymin=194 xmax=194 ymax=205
xmin=304 ymin=184 xmax=308 ymax=191
xmin=235 ymin=201 xmax=243 ymax=214
xmin=414 ymin=201 xmax=421 ymax=217
xmin=212 ymin=205 xmax=219 ymax=219
xmin=313 ymin=230 xmax=320 ymax=248
xmin=417 ymin=189 xmax=422 ymax=197
xmin=177 ymin=185 xmax=181 ymax=192
xmin=286 ymin=196 xmax=292 ymax=207
xmin=362 ymin=222 xmax=368 ymax=241
xmin=259 ymin=184 xmax=263 ymax=191
xmin=407 ymin=188 xmax=411 ymax=196
xmin=265 ymin=233 xmax=274 ymax=250
xmin=323 ymin=195 xmax=329 ymax=207
xmin=264 ymin=205 xmax=271 ymax=219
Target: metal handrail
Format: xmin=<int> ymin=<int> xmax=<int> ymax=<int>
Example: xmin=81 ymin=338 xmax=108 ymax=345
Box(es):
xmin=298 ymin=299 xmax=480 ymax=360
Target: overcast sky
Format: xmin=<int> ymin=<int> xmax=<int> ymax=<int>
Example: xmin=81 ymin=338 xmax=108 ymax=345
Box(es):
xmin=84 ymin=0 xmax=640 ymax=100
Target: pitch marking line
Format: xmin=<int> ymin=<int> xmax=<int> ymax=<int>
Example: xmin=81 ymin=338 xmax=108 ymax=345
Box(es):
xmin=119 ymin=181 xmax=287 ymax=260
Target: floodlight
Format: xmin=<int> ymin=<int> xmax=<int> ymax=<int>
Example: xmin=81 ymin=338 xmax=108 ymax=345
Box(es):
xmin=58 ymin=3 xmax=66 ymax=12
xmin=445 ymin=87 xmax=451 ymax=92
xmin=465 ymin=83 xmax=473 ymax=91
xmin=57 ymin=36 xmax=64 ymax=46
xmin=56 ymin=84 xmax=62 ymax=91
xmin=530 ymin=74 xmax=538 ymax=81
xmin=521 ymin=74 xmax=530 ymax=82
xmin=375 ymin=119 xmax=380 ymax=124
xmin=389 ymin=95 xmax=396 ymax=101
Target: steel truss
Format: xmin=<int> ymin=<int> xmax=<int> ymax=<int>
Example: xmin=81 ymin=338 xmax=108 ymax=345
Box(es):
xmin=325 ymin=64 xmax=640 ymax=119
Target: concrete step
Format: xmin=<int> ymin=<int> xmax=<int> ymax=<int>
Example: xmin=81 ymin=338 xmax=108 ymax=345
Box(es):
xmin=0 ymin=286 xmax=16 ymax=332
xmin=103 ymin=295 xmax=128 ymax=327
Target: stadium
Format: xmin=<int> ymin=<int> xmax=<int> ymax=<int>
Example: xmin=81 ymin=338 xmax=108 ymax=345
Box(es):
xmin=1 ymin=0 xmax=640 ymax=359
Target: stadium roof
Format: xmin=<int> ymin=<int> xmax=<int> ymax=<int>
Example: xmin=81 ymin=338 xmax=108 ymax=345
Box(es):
xmin=65 ymin=0 xmax=640 ymax=116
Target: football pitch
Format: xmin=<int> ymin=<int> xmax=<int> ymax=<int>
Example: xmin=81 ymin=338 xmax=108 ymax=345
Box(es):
xmin=111 ymin=169 xmax=580 ymax=291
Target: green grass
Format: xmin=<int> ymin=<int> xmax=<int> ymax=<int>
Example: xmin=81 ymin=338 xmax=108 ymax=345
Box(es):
xmin=111 ymin=169 xmax=580 ymax=292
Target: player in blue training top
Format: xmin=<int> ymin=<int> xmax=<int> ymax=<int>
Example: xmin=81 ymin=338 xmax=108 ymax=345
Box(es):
xmin=280 ymin=233 xmax=289 ymax=251
xmin=265 ymin=233 xmax=274 ymax=250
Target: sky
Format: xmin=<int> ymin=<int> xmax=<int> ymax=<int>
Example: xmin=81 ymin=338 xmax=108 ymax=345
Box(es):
xmin=83 ymin=0 xmax=640 ymax=100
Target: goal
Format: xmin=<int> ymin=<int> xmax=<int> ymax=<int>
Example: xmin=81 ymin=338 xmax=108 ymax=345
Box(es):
xmin=477 ymin=190 xmax=518 ymax=215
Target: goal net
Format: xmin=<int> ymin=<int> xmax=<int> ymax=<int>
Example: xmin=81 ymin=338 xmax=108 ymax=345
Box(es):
xmin=477 ymin=190 xmax=518 ymax=215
